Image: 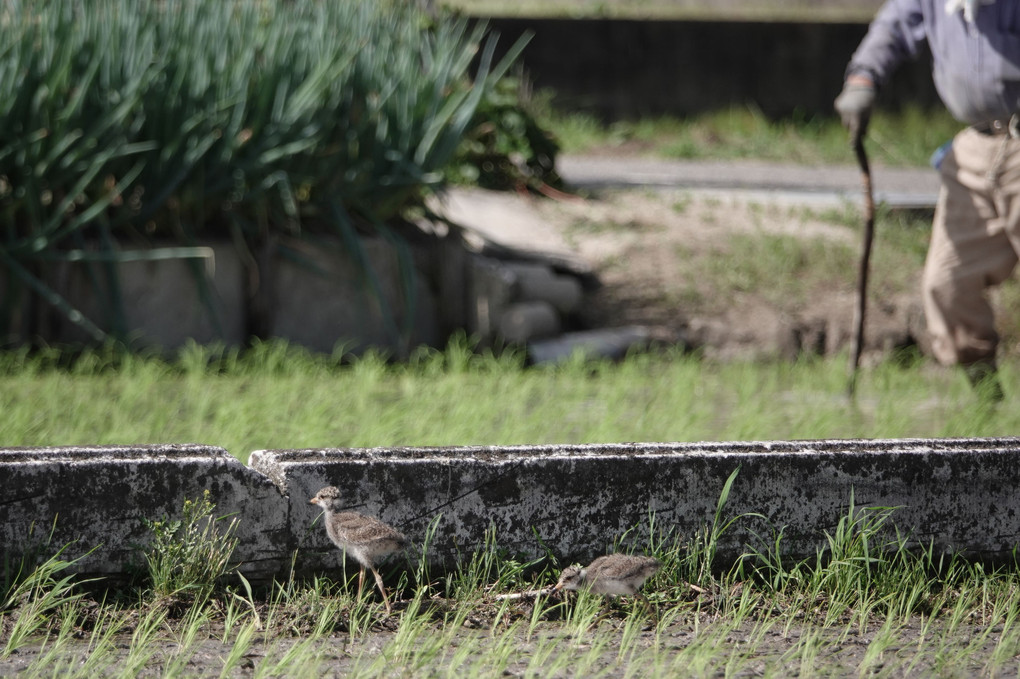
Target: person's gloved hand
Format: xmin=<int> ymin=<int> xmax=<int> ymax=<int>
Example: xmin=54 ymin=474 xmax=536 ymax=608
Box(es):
xmin=834 ymin=75 xmax=876 ymax=137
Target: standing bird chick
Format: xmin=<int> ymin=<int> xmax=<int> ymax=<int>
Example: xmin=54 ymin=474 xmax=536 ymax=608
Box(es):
xmin=555 ymin=553 xmax=661 ymax=615
xmin=310 ymin=486 xmax=408 ymax=614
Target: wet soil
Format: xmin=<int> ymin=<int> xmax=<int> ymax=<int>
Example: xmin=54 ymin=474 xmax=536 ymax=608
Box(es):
xmin=1 ymin=592 xmax=1012 ymax=677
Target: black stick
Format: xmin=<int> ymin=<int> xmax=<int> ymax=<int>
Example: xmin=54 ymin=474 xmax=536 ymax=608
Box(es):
xmin=848 ymin=125 xmax=875 ymax=398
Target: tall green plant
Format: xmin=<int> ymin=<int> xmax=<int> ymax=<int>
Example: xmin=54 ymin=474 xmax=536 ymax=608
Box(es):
xmin=0 ymin=0 xmax=529 ymax=345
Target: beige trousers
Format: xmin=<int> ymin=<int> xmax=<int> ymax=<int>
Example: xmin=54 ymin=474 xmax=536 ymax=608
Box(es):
xmin=923 ymin=127 xmax=1020 ymax=366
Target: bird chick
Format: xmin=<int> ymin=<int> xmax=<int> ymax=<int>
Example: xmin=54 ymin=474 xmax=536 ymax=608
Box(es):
xmin=555 ymin=553 xmax=661 ymax=616
xmin=310 ymin=486 xmax=408 ymax=614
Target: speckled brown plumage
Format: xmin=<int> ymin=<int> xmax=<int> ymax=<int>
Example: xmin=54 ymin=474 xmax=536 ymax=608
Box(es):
xmin=310 ymin=486 xmax=408 ymax=614
xmin=555 ymin=553 xmax=661 ymax=602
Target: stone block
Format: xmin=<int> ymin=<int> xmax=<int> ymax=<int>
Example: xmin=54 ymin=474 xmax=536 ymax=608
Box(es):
xmin=271 ymin=237 xmax=440 ymax=356
xmin=505 ymin=262 xmax=584 ymax=315
xmin=7 ymin=438 xmax=1020 ymax=585
xmin=435 ymin=233 xmax=470 ymax=337
xmin=467 ymin=256 xmax=516 ymax=343
xmin=527 ymin=326 xmax=651 ymax=364
xmin=498 ymin=301 xmax=561 ymax=344
xmin=0 ymin=445 xmax=290 ymax=582
xmin=7 ymin=235 xmax=444 ymax=357
xmin=54 ymin=243 xmax=246 ymax=350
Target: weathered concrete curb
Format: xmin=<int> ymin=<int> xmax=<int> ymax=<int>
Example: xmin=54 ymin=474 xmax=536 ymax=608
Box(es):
xmin=4 ymin=438 xmax=1020 ymax=584
xmin=0 ymin=445 xmax=291 ymax=581
xmin=252 ymin=438 xmax=1020 ymax=572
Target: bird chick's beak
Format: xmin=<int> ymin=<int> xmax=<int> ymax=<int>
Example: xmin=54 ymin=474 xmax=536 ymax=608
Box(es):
xmin=309 ymin=497 xmax=319 ymax=505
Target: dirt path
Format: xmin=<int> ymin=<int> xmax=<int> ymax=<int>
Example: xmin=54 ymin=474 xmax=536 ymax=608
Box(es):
xmin=442 ymin=155 xmax=935 ymax=360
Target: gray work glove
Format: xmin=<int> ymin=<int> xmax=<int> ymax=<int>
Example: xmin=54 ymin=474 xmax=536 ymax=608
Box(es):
xmin=834 ymin=80 xmax=876 ymax=137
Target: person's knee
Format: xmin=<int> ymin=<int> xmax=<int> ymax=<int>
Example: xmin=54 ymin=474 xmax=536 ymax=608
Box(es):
xmin=922 ymin=262 xmax=955 ymax=305
xmin=922 ymin=277 xmax=998 ymax=365
xmin=921 ymin=271 xmax=955 ymax=337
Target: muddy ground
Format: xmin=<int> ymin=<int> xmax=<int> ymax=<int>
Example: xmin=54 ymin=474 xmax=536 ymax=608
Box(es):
xmin=1 ymin=592 xmax=1014 ymax=677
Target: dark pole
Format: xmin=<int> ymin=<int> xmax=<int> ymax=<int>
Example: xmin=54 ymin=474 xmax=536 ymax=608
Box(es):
xmin=848 ymin=125 xmax=875 ymax=397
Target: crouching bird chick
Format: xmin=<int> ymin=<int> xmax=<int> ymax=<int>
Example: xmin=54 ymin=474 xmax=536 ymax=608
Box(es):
xmin=555 ymin=553 xmax=661 ymax=617
xmin=310 ymin=486 xmax=408 ymax=615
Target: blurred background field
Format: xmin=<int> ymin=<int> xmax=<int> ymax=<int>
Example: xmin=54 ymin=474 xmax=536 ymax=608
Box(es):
xmin=2 ymin=340 xmax=1014 ymax=462
xmin=539 ymin=104 xmax=961 ymax=168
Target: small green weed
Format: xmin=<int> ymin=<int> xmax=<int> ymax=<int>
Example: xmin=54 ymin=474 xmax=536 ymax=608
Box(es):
xmin=448 ymin=524 xmax=546 ymax=600
xmin=141 ymin=490 xmax=240 ymax=602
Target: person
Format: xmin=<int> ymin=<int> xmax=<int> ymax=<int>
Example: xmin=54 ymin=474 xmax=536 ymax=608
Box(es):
xmin=834 ymin=0 xmax=1018 ymax=400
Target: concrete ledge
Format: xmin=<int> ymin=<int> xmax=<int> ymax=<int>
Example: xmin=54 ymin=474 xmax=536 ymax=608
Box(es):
xmin=4 ymin=439 xmax=1020 ymax=585
xmin=0 ymin=445 xmax=290 ymax=581
xmin=252 ymin=438 xmax=1020 ymax=571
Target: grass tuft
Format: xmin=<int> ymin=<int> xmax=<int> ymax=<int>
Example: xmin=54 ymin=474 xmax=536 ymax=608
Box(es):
xmin=1 ymin=540 xmax=97 ymax=659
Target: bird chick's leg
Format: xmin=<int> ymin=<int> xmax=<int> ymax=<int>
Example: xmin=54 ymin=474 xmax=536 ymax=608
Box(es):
xmin=594 ymin=597 xmax=614 ymax=623
xmin=356 ymin=566 xmax=366 ymax=602
xmin=370 ymin=566 xmax=393 ymax=615
xmin=635 ymin=593 xmax=658 ymax=626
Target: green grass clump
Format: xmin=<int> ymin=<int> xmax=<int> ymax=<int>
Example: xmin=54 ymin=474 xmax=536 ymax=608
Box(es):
xmin=1 ymin=0 xmax=514 ymax=236
xmin=1 ymin=541 xmax=94 ymax=659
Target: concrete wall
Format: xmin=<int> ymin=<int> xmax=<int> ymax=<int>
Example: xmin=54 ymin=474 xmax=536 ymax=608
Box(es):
xmin=4 ymin=438 xmax=1020 ymax=586
xmin=1 ymin=236 xmax=444 ymax=357
xmin=1 ymin=231 xmax=607 ymax=360
xmin=482 ymin=18 xmax=939 ymax=119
